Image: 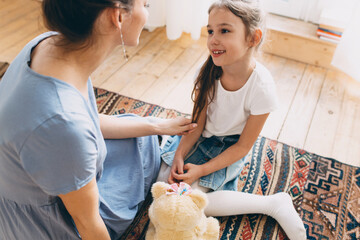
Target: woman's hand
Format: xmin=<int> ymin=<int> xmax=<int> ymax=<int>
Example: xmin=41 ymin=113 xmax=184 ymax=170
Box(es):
xmin=156 ymin=117 xmax=197 ymax=136
xmin=172 ymin=163 xmax=204 ymax=186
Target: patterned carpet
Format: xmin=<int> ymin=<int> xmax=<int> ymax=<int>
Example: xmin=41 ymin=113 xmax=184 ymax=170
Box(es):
xmin=94 ymin=87 xmax=360 ymax=240
xmin=0 ymin=62 xmax=359 ymax=239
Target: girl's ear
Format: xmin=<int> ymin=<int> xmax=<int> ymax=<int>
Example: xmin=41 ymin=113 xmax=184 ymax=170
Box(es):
xmin=250 ymin=29 xmax=263 ymax=47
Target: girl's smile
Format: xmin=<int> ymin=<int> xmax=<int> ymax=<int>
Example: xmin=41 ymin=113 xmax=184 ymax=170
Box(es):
xmin=211 ymin=49 xmax=226 ymax=58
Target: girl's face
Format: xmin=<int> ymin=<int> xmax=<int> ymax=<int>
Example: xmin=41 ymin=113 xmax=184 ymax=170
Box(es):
xmin=207 ymin=7 xmax=252 ymax=67
xmin=121 ymin=0 xmax=149 ymax=46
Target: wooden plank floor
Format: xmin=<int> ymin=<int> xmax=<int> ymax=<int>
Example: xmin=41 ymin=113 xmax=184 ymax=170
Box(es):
xmin=1 ymin=0 xmax=360 ymax=167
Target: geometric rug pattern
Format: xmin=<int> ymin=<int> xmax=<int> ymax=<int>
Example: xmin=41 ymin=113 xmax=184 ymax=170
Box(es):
xmin=93 ymin=87 xmax=360 ymax=240
xmin=301 ymin=157 xmax=360 ymax=239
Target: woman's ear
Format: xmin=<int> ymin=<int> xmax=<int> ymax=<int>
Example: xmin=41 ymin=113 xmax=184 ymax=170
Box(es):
xmin=250 ymin=29 xmax=263 ymax=47
xmin=110 ymin=7 xmax=122 ymax=29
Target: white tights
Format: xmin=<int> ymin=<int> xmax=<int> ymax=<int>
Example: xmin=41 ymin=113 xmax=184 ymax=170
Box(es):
xmin=156 ymin=162 xmax=306 ymax=240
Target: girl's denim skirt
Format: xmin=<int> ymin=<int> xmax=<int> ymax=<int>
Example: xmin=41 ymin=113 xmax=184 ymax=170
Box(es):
xmin=160 ymin=134 xmax=248 ymax=191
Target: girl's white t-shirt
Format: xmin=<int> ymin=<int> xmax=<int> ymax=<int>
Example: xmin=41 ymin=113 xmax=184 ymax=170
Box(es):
xmin=202 ymin=61 xmax=279 ymax=138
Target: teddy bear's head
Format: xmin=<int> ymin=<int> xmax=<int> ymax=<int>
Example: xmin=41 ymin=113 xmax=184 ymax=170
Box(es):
xmin=148 ymin=182 xmax=208 ymax=232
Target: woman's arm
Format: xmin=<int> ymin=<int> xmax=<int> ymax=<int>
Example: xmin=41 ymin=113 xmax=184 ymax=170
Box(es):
xmin=174 ymin=113 xmax=269 ymax=185
xmin=99 ymin=114 xmax=197 ymax=139
xmin=59 ymin=178 xmax=110 ymax=240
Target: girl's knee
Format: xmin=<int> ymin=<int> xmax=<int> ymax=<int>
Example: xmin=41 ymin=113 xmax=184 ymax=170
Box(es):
xmin=191 ymin=180 xmax=211 ymax=193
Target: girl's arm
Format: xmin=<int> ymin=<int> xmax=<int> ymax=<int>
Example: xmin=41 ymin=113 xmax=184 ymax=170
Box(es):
xmin=168 ymin=90 xmax=207 ymax=183
xmin=59 ymin=177 xmax=110 ymax=240
xmin=174 ymin=103 xmax=207 ymax=159
xmin=99 ymin=114 xmax=197 ymax=139
xmin=174 ymin=113 xmax=269 ymax=185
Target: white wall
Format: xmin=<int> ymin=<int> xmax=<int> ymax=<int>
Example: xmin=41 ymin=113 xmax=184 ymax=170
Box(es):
xmin=261 ymin=0 xmax=306 ymax=20
xmin=262 ymin=0 xmax=358 ymax=24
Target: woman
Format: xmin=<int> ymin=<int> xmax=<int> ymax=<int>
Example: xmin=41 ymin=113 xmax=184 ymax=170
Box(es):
xmin=0 ymin=0 xmax=196 ymax=239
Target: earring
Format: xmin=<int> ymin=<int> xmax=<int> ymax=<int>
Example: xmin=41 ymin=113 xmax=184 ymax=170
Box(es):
xmin=120 ymin=29 xmax=128 ymax=62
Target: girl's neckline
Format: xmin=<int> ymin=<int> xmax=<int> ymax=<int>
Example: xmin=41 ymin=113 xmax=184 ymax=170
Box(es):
xmin=219 ymin=61 xmax=257 ymax=93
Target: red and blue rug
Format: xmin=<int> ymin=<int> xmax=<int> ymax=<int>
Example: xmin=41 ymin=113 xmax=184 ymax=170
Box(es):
xmin=94 ymin=87 xmax=360 ymax=240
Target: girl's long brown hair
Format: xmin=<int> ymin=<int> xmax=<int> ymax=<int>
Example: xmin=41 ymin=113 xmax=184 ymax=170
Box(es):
xmin=191 ymin=56 xmax=222 ymax=123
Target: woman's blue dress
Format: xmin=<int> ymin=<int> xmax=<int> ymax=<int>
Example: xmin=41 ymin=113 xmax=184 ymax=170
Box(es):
xmin=0 ymin=32 xmax=160 ymax=239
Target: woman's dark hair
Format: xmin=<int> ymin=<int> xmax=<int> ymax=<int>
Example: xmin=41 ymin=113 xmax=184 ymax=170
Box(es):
xmin=42 ymin=0 xmax=134 ymax=47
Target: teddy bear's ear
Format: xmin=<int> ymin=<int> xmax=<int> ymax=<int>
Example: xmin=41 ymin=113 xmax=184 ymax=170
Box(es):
xmin=151 ymin=182 xmax=169 ymax=199
xmin=190 ymin=189 xmax=208 ymax=210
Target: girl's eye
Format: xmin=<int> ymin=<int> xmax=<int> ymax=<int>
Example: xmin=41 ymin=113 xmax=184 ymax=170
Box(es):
xmin=221 ymin=29 xmax=229 ymax=34
xmin=144 ymin=3 xmax=150 ymax=8
xmin=207 ymin=30 xmax=214 ymax=35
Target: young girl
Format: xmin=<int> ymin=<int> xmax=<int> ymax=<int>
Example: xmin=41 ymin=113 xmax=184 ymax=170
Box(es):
xmin=156 ymin=0 xmax=307 ymax=239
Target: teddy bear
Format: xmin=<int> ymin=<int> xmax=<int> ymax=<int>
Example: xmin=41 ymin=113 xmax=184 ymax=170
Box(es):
xmin=146 ymin=181 xmax=220 ymax=240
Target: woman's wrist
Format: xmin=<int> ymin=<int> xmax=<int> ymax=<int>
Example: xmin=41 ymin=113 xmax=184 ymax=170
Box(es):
xmin=151 ymin=122 xmax=162 ymax=135
xmin=152 ymin=120 xmax=173 ymax=135
xmin=152 ymin=117 xmax=197 ymax=136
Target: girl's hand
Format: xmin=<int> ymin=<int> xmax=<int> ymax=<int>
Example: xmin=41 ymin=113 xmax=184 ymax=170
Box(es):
xmin=172 ymin=163 xmax=204 ymax=186
xmin=156 ymin=117 xmax=197 ymax=136
xmin=168 ymin=157 xmax=185 ymax=184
